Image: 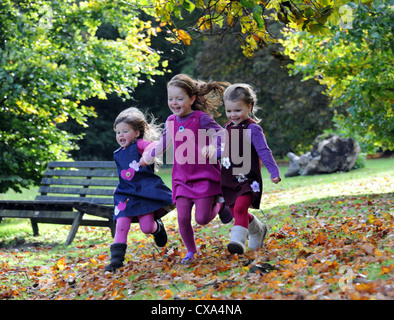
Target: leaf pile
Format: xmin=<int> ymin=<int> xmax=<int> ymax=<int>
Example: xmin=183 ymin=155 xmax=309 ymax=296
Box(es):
xmin=1 ymin=162 xmax=393 ymax=300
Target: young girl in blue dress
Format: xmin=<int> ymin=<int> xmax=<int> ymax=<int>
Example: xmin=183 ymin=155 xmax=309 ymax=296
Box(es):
xmin=105 ymin=107 xmax=173 ymax=272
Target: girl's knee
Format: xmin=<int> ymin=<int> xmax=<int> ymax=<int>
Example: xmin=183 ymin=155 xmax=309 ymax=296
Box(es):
xmin=139 ymin=213 xmax=157 ymax=234
xmin=195 ymin=214 xmax=210 ymax=225
xmin=140 ymin=222 xmax=156 ymax=234
xmin=194 ymin=196 xmax=215 ymax=225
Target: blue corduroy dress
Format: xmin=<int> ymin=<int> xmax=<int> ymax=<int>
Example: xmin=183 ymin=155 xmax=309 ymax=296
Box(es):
xmin=113 ymin=141 xmax=173 ymax=222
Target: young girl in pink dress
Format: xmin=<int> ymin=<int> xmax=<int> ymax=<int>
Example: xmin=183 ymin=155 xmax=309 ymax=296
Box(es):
xmin=221 ymin=84 xmax=281 ymax=254
xmin=141 ymin=74 xmax=232 ymax=264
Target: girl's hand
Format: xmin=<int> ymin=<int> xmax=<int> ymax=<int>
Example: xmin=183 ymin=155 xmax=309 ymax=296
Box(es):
xmin=271 ymin=177 xmax=281 ymax=184
xmin=139 ymin=158 xmax=147 ymax=167
xmin=201 ymin=145 xmax=217 ymax=159
xmin=139 ymin=156 xmax=149 ymax=167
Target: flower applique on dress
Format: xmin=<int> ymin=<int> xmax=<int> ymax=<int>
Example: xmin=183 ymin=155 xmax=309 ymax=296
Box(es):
xmin=222 ymin=157 xmax=231 ymax=169
xmin=114 ymin=199 xmax=129 ymax=216
xmin=120 ymin=160 xmax=140 ymax=181
xmin=236 ymin=174 xmax=248 ymax=183
xmin=250 ymin=181 xmax=260 ymax=193
xmin=129 ymin=160 xmax=140 ymax=171
xmin=121 ymin=168 xmax=135 ymax=181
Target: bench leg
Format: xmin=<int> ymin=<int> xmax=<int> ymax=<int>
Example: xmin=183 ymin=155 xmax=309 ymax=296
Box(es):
xmin=30 ymin=218 xmax=39 ymax=236
xmin=65 ymin=212 xmax=84 ymax=245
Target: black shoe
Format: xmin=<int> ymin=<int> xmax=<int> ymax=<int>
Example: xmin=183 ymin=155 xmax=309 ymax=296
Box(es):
xmin=218 ymin=204 xmax=233 ymax=224
xmin=104 ymin=243 xmax=127 ymax=272
xmin=152 ymin=219 xmax=168 ymax=247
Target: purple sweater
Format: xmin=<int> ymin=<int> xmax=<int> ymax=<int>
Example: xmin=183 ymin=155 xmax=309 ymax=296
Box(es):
xmin=246 ymin=123 xmax=280 ymax=179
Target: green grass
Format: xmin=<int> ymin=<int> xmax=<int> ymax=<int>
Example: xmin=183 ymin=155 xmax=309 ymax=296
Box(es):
xmin=0 ymin=158 xmax=393 ymax=300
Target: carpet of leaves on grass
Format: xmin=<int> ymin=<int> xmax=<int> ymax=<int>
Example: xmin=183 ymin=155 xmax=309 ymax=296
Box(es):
xmin=1 ymin=163 xmax=393 ymax=300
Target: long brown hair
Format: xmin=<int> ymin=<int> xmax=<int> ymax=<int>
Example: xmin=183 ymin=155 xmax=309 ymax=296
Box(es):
xmin=167 ymin=74 xmax=229 ymax=116
xmin=223 ymin=83 xmax=261 ymax=123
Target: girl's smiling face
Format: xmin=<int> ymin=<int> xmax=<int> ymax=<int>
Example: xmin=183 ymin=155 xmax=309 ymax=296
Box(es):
xmin=167 ymin=85 xmax=196 ymax=117
xmin=115 ymin=122 xmax=140 ymax=148
xmin=224 ymin=99 xmax=252 ymax=125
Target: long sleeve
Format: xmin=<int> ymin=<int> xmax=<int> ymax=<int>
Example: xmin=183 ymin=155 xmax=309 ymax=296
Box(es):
xmin=199 ymin=113 xmax=225 ymax=158
xmin=247 ymin=124 xmax=280 ymax=179
xmin=136 ymin=139 xmax=154 ymax=154
xmin=141 ymin=119 xmax=173 ymax=165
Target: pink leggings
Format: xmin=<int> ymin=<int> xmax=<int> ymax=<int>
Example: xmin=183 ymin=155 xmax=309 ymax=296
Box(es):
xmin=114 ymin=212 xmax=157 ymax=243
xmin=176 ymin=196 xmax=222 ymax=253
xmin=230 ymin=193 xmax=254 ymax=228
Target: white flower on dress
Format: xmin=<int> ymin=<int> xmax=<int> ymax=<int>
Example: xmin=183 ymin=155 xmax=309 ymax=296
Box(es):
xmin=222 ymin=157 xmax=231 ymax=169
xmin=129 ymin=160 xmax=140 ymax=171
xmin=236 ymin=174 xmax=248 ymax=183
xmin=114 ymin=207 xmax=120 ymax=216
xmin=250 ymin=181 xmax=260 ymax=193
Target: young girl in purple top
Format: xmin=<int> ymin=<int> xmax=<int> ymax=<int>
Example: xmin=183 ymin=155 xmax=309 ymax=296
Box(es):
xmin=221 ymin=84 xmax=281 ymax=254
xmin=141 ymin=74 xmax=232 ymax=264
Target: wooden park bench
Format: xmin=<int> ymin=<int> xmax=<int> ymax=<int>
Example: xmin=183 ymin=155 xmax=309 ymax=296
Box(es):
xmin=0 ymin=161 xmax=118 ymax=245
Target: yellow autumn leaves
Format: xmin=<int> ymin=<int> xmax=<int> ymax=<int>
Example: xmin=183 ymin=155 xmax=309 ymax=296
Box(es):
xmin=151 ymin=0 xmax=363 ymax=58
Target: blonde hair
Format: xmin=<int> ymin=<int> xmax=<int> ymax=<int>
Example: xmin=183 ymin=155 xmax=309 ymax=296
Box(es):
xmin=114 ymin=107 xmax=162 ymax=141
xmin=114 ymin=107 xmax=163 ymax=168
xmin=167 ymin=74 xmax=229 ymax=117
xmin=223 ymin=83 xmax=261 ymax=123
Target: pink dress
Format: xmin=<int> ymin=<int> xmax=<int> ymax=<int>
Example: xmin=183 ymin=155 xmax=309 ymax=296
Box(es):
xmin=147 ymin=110 xmax=223 ymax=202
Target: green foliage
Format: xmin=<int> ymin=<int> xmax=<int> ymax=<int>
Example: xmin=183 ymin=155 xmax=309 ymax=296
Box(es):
xmin=282 ymin=0 xmax=393 ymax=150
xmin=0 ymin=0 xmax=164 ymax=192
xmin=63 ymin=16 xmax=188 ymax=162
xmin=192 ymin=21 xmax=334 ymax=157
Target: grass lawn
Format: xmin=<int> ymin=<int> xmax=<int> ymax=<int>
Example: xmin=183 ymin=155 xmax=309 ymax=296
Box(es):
xmin=0 ymin=158 xmax=393 ymax=300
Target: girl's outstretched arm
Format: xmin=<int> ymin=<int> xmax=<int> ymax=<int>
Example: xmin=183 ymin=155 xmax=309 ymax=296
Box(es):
xmin=140 ymin=120 xmax=173 ymax=166
xmin=247 ymin=123 xmax=281 ymax=181
xmin=199 ymin=113 xmax=226 ymax=159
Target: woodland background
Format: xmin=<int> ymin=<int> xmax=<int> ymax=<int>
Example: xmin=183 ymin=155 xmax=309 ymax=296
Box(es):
xmin=63 ymin=18 xmax=334 ymax=162
xmin=2 ymin=0 xmax=392 ymax=193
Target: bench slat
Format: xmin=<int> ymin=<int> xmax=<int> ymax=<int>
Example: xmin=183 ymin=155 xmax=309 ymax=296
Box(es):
xmin=38 ymin=186 xmax=115 ymax=196
xmin=0 ymin=209 xmax=81 ymax=220
xmin=0 ymin=200 xmax=74 ymax=211
xmin=31 ymin=218 xmax=111 ymax=227
xmin=72 ymin=202 xmax=113 ymax=219
xmin=44 ymin=169 xmax=118 ymax=178
xmin=41 ymin=177 xmax=118 ymax=187
xmin=34 ymin=195 xmax=114 ymax=205
xmin=48 ymin=161 xmax=116 ymax=169
xmin=0 ymin=200 xmax=113 ymax=219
